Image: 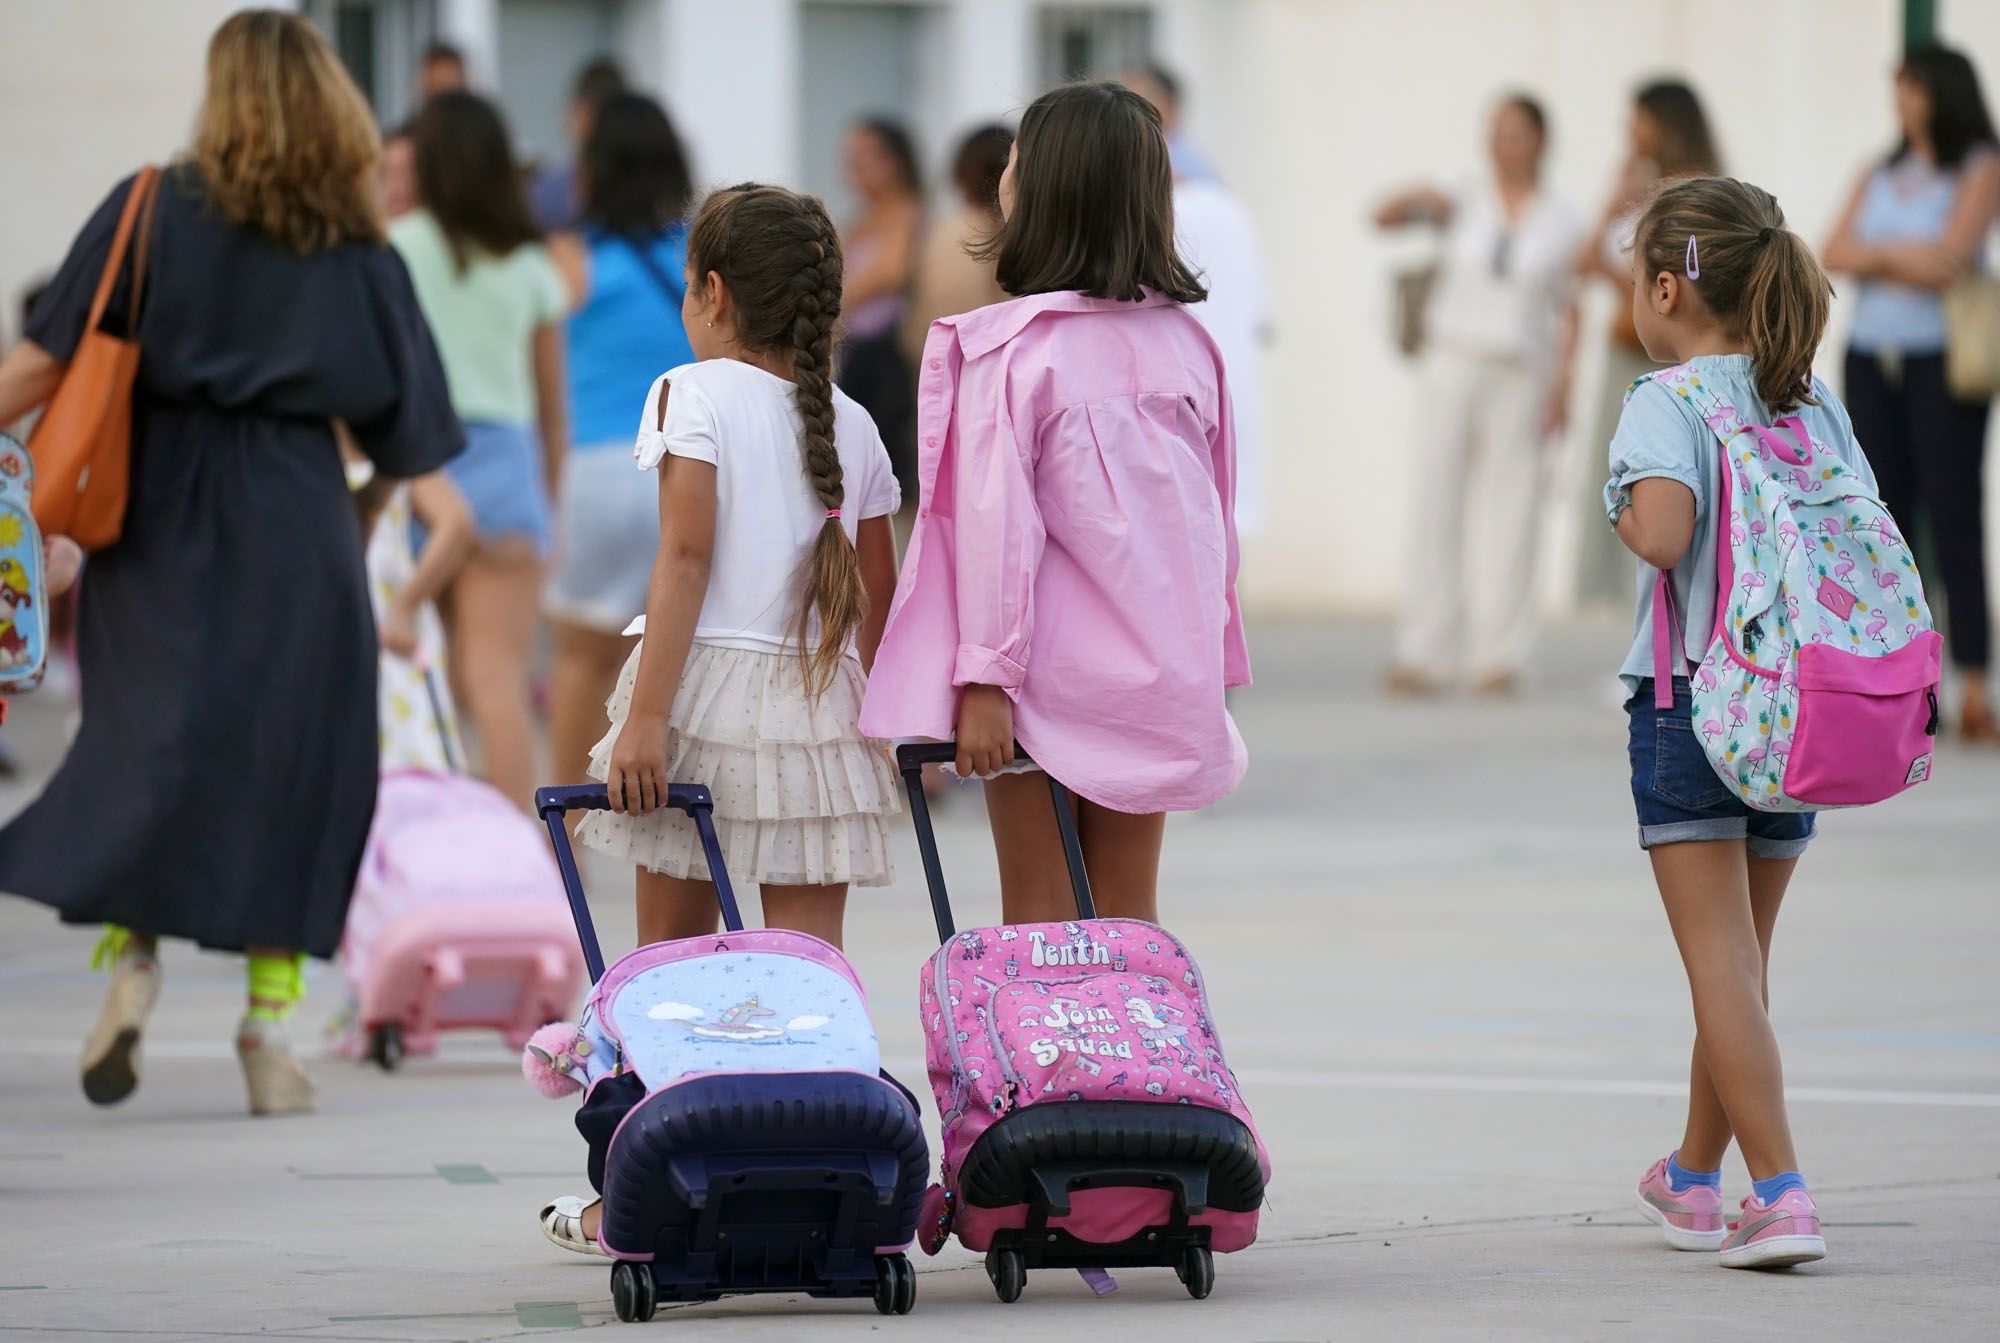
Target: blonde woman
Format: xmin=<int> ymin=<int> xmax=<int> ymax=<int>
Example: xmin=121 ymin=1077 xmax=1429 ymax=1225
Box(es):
xmin=0 ymin=10 xmax=460 ymax=1115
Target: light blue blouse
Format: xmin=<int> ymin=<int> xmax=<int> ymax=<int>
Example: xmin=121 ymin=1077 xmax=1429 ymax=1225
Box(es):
xmin=1604 ymin=355 xmax=1879 ymax=691
xmin=1847 ymin=153 xmax=1985 ymax=355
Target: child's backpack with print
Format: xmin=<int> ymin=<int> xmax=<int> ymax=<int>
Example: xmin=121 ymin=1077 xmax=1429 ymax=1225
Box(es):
xmin=524 ymin=785 xmax=927 ymax=1321
xmin=1648 ymin=363 xmax=1942 ymax=810
xmin=0 ymin=434 xmax=50 ymax=696
xmin=897 ymin=745 xmax=1268 ymax=1303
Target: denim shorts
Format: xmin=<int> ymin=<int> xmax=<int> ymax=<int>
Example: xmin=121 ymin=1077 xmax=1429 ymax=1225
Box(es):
xmin=545 ymin=443 xmax=658 ymax=633
xmin=1626 ymin=678 xmax=1815 ymax=857
xmin=446 ymin=420 xmax=551 ymax=557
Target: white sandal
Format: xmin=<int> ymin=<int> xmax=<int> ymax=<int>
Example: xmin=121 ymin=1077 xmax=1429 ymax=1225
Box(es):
xmin=539 ymin=1195 xmax=606 ymax=1257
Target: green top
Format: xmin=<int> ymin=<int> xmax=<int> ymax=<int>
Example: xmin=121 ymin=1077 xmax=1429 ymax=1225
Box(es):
xmin=390 ymin=210 xmax=566 ymax=427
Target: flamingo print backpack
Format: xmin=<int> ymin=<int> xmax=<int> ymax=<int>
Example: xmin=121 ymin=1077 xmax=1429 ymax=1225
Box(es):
xmin=1649 ymin=363 xmax=1942 ymax=811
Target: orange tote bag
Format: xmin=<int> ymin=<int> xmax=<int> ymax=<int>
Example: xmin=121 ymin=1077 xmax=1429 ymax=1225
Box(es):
xmin=29 ymin=165 xmax=161 ymax=550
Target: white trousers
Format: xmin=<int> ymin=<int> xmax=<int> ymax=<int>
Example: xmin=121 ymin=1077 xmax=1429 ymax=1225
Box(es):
xmin=1392 ymin=345 xmax=1554 ymax=679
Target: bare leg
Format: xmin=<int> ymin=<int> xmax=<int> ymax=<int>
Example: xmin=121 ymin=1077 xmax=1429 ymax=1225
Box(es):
xmin=448 ymin=541 xmax=543 ymax=810
xmin=635 ymin=869 xmax=719 ymax=946
xmin=983 ymin=773 xmax=1077 ymax=925
xmin=761 ymin=884 xmax=848 ymax=948
xmin=548 ymin=621 xmax=635 ymax=833
xmin=1076 ymin=801 xmax=1165 ymax=923
xmin=1676 ymin=854 xmax=1798 ymax=1170
xmin=1650 ymin=841 xmax=1800 ymax=1178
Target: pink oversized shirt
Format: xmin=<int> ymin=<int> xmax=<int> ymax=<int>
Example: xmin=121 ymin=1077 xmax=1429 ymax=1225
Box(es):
xmin=859 ymin=289 xmax=1251 ymax=812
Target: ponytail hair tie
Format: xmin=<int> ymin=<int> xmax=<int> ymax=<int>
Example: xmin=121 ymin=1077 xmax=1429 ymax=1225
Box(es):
xmin=1756 ymin=227 xmax=1776 ymax=245
xmin=825 ymin=507 xmax=842 ymax=520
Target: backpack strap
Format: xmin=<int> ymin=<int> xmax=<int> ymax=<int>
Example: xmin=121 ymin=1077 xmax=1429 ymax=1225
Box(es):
xmin=1651 ymin=572 xmax=1683 ymax=709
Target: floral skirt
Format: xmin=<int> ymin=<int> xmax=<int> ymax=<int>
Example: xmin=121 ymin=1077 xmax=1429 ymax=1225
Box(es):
xmin=575 ymin=640 xmax=899 ymax=887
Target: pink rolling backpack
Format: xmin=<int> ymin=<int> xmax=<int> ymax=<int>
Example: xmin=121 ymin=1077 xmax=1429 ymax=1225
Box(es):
xmin=1645 ymin=364 xmax=1942 ymax=809
xmin=339 ymin=770 xmax=587 ymax=1067
xmin=896 ymin=744 xmax=1269 ymax=1303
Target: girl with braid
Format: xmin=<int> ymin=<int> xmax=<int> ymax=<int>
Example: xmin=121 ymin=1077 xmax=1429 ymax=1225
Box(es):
xmin=542 ymin=183 xmax=903 ymax=1257
xmin=578 ymin=182 xmax=903 ymax=949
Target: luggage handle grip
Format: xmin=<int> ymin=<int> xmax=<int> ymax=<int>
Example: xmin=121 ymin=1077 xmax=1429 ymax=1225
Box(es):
xmin=534 ymin=783 xmax=746 ymax=983
xmin=893 ymin=742 xmax=1096 ymax=944
xmin=1028 ymin=1158 xmax=1211 ymax=1218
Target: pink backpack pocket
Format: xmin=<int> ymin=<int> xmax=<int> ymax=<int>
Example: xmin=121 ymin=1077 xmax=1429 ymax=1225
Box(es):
xmin=1785 ymin=632 xmax=1942 ymax=803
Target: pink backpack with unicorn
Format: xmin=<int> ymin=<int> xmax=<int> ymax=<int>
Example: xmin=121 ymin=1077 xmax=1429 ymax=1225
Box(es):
xmin=897 ymin=745 xmax=1268 ymax=1304
xmin=1646 ymin=363 xmax=1942 ymax=810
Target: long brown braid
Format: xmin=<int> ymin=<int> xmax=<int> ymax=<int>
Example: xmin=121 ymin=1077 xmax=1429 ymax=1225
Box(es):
xmin=687 ymin=183 xmax=863 ymax=696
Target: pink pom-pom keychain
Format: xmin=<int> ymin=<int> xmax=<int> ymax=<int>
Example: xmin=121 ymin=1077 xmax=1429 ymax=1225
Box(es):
xmin=522 ymin=1021 xmax=587 ymax=1098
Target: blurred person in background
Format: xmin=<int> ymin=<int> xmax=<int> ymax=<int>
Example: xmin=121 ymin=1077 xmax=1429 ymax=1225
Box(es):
xmin=379 ymin=121 xmax=418 ymax=221
xmin=837 ymin=119 xmax=923 ymax=500
xmin=395 ymin=90 xmax=570 ymax=808
xmin=0 ymin=9 xmax=460 ymax=1115
xmin=1376 ymin=94 xmax=1585 ymax=698
xmin=545 ymin=92 xmax=696 ymax=822
xmin=419 ymin=40 xmax=467 ymax=100
xmin=1119 ymin=62 xmax=1217 ymax=185
xmin=530 ymin=58 xmax=627 ymax=234
xmin=1825 ymin=43 xmax=2000 ymax=742
xmin=1124 ymin=64 xmax=1271 ymax=544
xmin=1574 ymin=80 xmax=1722 ymax=608
xmin=898 ymin=124 xmax=1011 ymax=373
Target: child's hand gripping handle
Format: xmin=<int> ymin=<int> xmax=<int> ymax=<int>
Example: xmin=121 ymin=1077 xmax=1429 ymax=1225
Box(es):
xmin=892 ymin=742 xmax=1097 ymax=945
xmin=534 ymin=783 xmax=746 ymax=982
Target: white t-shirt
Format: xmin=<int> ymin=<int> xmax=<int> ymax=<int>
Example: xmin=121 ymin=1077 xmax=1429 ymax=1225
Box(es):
xmin=1175 ymin=177 xmax=1269 ymax=538
xmin=1426 ymin=179 xmax=1585 ymax=364
xmin=624 ymin=358 xmax=900 ymax=654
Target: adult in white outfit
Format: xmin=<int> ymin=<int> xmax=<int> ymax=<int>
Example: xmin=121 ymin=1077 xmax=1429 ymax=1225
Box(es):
xmin=1122 ymin=65 xmax=1270 ymax=539
xmin=1376 ymin=94 xmax=1584 ymax=696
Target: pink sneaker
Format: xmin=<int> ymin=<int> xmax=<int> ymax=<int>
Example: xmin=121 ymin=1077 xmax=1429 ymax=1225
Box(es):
xmin=1635 ymin=1156 xmax=1726 ymax=1251
xmin=1719 ymin=1190 xmax=1826 ymax=1269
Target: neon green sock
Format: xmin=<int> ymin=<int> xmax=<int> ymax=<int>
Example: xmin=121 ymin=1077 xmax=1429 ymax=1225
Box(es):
xmin=90 ymin=925 xmax=155 ymax=971
xmin=246 ymin=952 xmax=306 ymax=1023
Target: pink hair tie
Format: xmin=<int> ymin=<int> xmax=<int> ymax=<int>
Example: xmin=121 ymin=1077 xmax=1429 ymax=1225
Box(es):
xmin=825 ymin=507 xmax=842 ymax=519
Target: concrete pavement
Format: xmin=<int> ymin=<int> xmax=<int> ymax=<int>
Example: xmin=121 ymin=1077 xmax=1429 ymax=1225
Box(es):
xmin=2 ymin=619 xmax=1996 ymax=1341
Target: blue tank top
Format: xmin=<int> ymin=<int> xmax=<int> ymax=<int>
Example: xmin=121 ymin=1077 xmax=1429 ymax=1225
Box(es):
xmin=567 ymin=224 xmax=696 ymax=448
xmin=1847 ymin=154 xmax=1983 ymax=355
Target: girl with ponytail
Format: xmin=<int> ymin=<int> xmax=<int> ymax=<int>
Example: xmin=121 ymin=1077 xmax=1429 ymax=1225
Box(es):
xmin=580 ymin=182 xmax=903 ymax=952
xmin=1605 ymin=176 xmax=1883 ymax=1270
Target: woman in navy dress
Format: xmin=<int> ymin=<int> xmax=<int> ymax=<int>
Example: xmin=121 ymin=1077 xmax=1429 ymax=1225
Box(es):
xmin=0 ymin=11 xmax=460 ymax=1115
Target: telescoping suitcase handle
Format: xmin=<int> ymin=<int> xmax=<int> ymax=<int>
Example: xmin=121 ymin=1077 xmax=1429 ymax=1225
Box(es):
xmin=893 ymin=742 xmax=1096 ymax=944
xmin=534 ymin=783 xmax=745 ymax=983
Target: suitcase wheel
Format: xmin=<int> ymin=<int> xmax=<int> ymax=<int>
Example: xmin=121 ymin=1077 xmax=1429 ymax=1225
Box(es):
xmin=1175 ymin=1245 xmax=1213 ymax=1300
xmin=610 ymin=1260 xmax=656 ymax=1323
xmin=872 ymin=1253 xmax=915 ymax=1315
xmin=986 ymin=1247 xmax=1025 ymax=1303
xmin=367 ymin=1023 xmax=404 ymax=1072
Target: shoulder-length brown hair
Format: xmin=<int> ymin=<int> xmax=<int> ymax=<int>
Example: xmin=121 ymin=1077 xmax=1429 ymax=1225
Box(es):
xmin=191 ymin=9 xmax=383 ymax=254
xmin=979 ymin=82 xmax=1205 ymax=303
xmin=412 ymin=90 xmax=542 ymax=272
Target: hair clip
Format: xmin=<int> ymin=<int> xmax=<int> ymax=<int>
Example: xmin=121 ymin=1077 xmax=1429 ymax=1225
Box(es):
xmin=1685 ymin=234 xmax=1700 ymax=280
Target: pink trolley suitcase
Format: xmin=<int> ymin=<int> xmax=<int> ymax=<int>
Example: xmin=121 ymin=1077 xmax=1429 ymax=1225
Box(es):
xmin=896 ymin=743 xmax=1270 ymax=1302
xmin=341 ymin=769 xmax=588 ymax=1068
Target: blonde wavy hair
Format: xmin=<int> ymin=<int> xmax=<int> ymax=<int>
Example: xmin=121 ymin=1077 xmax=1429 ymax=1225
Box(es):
xmin=192 ymin=9 xmax=383 ymax=254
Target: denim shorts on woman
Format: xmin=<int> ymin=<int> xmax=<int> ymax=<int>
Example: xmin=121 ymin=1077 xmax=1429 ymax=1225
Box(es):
xmin=1626 ymin=678 xmax=1815 ymax=857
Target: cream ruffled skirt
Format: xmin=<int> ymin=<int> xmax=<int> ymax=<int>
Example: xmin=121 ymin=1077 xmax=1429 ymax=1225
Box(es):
xmin=575 ymin=640 xmax=900 ymax=887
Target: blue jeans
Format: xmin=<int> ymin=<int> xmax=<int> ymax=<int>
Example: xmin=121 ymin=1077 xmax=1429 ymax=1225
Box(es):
xmin=1626 ymin=679 xmax=1816 ymax=857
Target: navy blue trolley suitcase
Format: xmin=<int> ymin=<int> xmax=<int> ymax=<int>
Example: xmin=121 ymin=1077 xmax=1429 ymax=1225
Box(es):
xmin=531 ymin=784 xmax=928 ymax=1321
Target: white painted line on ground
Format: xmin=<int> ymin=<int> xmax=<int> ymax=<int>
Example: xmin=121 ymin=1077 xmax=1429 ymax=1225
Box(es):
xmin=1233 ymin=1068 xmax=2000 ymax=1109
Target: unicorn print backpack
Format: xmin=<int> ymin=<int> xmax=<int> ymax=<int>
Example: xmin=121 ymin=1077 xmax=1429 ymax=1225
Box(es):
xmin=1648 ymin=363 xmax=1942 ymax=811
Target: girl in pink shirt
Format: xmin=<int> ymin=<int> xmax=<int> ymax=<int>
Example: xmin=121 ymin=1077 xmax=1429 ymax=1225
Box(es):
xmin=861 ymin=82 xmax=1249 ymax=925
